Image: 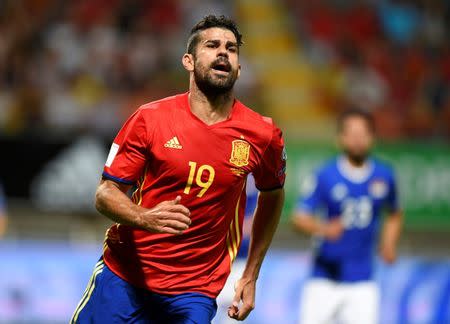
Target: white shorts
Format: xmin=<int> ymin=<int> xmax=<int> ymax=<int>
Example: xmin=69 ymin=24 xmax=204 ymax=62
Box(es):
xmin=299 ymin=279 xmax=379 ymax=324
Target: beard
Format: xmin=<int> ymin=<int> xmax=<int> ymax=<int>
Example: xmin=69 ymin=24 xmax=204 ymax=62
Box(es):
xmin=193 ymin=58 xmax=239 ymax=96
xmin=344 ymin=149 xmax=369 ymax=166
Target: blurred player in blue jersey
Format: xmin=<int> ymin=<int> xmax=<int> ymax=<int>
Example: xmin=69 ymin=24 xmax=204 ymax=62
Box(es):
xmin=292 ymin=109 xmax=403 ymax=324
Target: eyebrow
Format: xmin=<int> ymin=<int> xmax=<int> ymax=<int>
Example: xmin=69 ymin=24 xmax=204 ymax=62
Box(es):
xmin=203 ymin=39 xmax=238 ymax=47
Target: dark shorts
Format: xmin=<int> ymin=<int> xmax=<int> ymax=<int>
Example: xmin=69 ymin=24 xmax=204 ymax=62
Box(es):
xmin=71 ymin=259 xmax=217 ymax=324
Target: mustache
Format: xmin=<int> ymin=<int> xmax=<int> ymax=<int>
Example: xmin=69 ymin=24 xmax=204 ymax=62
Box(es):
xmin=210 ymin=58 xmax=232 ymax=71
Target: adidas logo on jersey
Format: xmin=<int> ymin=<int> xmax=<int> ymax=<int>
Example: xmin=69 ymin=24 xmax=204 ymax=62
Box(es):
xmin=164 ymin=136 xmax=182 ymax=149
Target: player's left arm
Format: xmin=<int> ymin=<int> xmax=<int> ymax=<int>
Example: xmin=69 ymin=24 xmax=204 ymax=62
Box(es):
xmin=229 ymin=188 xmax=284 ymax=320
xmin=0 ymin=183 xmax=7 ymax=238
xmin=0 ymin=213 xmax=7 ymax=238
xmin=229 ymin=124 xmax=286 ymax=321
xmin=380 ymin=210 xmax=403 ymax=264
xmin=379 ymin=170 xmax=403 ymax=264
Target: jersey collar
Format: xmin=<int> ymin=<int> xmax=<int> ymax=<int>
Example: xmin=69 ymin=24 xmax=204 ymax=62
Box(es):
xmin=337 ymin=155 xmax=374 ymax=184
xmin=180 ymin=92 xmax=239 ymax=128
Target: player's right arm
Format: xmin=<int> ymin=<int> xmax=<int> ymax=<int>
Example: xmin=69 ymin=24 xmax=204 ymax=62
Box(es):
xmin=292 ymin=212 xmax=343 ymax=241
xmin=96 ymin=109 xmax=191 ymax=235
xmin=291 ymin=173 xmax=343 ymax=241
xmin=95 ymin=180 xmax=191 ymax=235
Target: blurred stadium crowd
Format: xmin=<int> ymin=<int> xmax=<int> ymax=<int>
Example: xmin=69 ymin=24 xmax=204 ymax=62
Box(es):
xmin=0 ymin=0 xmax=238 ymax=139
xmin=1 ymin=0 xmax=449 ymax=140
xmin=286 ymin=0 xmax=450 ymax=139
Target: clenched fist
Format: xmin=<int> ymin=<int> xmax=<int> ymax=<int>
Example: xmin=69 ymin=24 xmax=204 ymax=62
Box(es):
xmin=138 ymin=196 xmax=191 ymax=235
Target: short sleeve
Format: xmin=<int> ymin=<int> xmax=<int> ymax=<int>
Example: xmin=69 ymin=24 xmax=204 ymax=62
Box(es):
xmin=102 ymin=109 xmax=150 ymax=185
xmin=386 ymin=169 xmax=400 ymax=213
xmin=296 ymin=172 xmax=323 ymax=214
xmin=253 ymin=125 xmax=286 ymax=191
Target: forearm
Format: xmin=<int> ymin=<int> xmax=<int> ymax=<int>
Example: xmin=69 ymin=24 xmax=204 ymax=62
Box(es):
xmin=95 ymin=180 xmax=145 ymax=228
xmin=243 ymin=188 xmax=284 ymax=280
xmin=381 ymin=211 xmax=403 ymax=248
xmin=0 ymin=214 xmax=7 ymax=237
xmin=291 ymin=213 xmax=323 ymax=236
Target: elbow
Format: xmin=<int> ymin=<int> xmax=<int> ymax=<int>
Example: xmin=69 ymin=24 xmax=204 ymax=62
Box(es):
xmin=95 ymin=184 xmax=107 ymax=214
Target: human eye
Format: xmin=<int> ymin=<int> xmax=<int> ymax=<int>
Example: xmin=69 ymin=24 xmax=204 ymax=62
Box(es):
xmin=205 ymin=41 xmax=218 ymax=48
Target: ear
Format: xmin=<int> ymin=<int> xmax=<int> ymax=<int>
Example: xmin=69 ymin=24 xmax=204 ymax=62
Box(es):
xmin=237 ymin=63 xmax=241 ymax=79
xmin=182 ymin=53 xmax=194 ymax=72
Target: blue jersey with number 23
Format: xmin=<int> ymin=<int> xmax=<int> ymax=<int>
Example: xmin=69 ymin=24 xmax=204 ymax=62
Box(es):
xmin=297 ymin=156 xmax=400 ymax=282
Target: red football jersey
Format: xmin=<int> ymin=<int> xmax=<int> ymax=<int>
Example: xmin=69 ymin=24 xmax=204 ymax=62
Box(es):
xmin=102 ymin=92 xmax=286 ymax=298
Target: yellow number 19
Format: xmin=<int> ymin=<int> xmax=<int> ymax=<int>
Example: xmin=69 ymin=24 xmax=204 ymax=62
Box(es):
xmin=183 ymin=161 xmax=215 ymax=198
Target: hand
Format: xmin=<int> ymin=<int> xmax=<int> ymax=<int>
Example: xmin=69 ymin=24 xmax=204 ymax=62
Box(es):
xmin=139 ymin=196 xmax=191 ymax=235
xmin=380 ymin=244 xmax=397 ymax=264
xmin=321 ymin=218 xmax=344 ymax=241
xmin=228 ymin=277 xmax=256 ymax=321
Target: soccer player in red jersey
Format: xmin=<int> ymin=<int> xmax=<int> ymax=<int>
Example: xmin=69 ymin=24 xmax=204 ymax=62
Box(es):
xmin=71 ymin=15 xmax=286 ymax=323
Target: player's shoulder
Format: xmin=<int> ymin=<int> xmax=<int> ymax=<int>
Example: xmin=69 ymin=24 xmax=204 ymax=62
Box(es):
xmin=371 ymin=157 xmax=396 ymax=177
xmin=235 ymin=100 xmax=279 ymax=135
xmin=136 ymin=93 xmax=183 ymax=117
xmin=317 ymin=157 xmax=340 ymax=177
xmin=306 ymin=158 xmax=337 ymax=188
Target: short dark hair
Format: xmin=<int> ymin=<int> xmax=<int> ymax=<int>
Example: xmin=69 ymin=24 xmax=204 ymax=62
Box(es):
xmin=337 ymin=109 xmax=375 ymax=133
xmin=186 ymin=15 xmax=243 ymax=55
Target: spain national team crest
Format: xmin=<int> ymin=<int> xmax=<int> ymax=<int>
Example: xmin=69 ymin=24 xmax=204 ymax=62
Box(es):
xmin=230 ymin=140 xmax=250 ymax=167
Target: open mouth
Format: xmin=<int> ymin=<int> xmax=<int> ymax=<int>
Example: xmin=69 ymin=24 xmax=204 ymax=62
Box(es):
xmin=211 ymin=61 xmax=231 ymax=73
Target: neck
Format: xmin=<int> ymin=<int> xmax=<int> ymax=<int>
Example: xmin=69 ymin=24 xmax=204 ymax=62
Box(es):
xmin=345 ymin=155 xmax=368 ymax=168
xmin=188 ymin=79 xmax=235 ymax=126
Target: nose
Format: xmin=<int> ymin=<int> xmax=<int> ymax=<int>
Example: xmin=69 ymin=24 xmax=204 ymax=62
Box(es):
xmin=217 ymin=46 xmax=229 ymax=59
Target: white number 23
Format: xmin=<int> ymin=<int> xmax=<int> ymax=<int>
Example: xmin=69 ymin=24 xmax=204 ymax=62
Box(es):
xmin=341 ymin=196 xmax=373 ymax=229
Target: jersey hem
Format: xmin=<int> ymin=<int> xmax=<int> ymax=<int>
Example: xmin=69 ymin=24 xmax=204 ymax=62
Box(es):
xmin=256 ymin=184 xmax=284 ymax=192
xmin=102 ymin=254 xmax=218 ymax=299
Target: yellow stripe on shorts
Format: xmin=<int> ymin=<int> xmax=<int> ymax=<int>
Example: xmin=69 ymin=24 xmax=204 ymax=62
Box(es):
xmin=70 ymin=260 xmax=105 ymax=323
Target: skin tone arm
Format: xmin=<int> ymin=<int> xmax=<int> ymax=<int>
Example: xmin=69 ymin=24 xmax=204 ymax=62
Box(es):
xmin=0 ymin=213 xmax=7 ymax=238
xmin=95 ymin=179 xmax=191 ymax=235
xmin=228 ymin=188 xmax=285 ymax=321
xmin=379 ymin=211 xmax=403 ymax=264
xmin=292 ymin=210 xmax=403 ymax=263
xmin=291 ymin=211 xmax=344 ymax=241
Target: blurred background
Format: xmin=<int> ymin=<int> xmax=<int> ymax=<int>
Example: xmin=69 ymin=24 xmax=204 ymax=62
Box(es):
xmin=0 ymin=0 xmax=449 ymax=323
